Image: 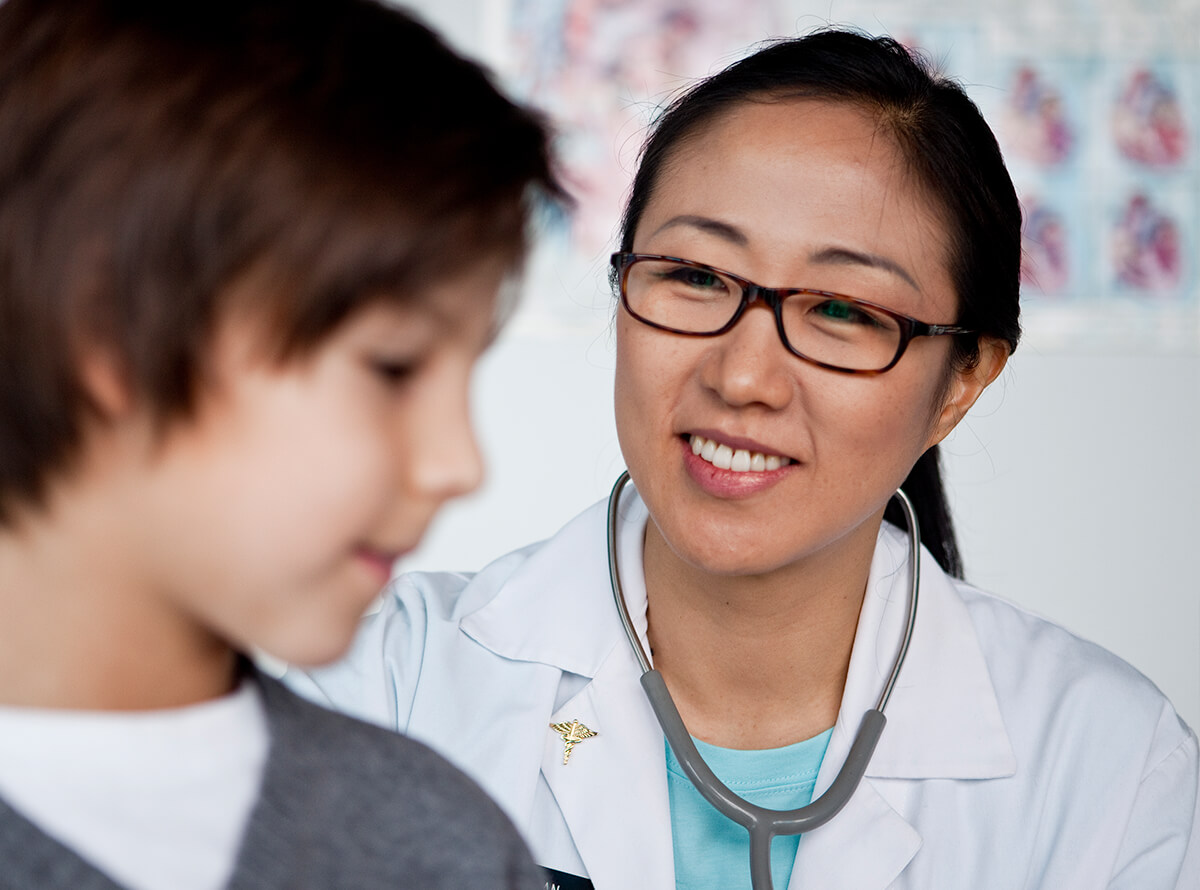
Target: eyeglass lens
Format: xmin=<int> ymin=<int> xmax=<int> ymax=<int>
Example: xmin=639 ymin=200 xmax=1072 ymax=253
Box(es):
xmin=622 ymin=257 xmax=903 ymax=372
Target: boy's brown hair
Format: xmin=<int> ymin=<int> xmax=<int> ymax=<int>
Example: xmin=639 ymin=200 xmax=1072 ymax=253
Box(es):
xmin=0 ymin=0 xmax=562 ymax=523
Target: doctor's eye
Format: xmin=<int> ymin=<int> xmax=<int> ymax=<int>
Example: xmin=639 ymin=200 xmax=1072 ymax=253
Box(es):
xmin=810 ymin=298 xmax=889 ymax=329
xmin=660 ymin=264 xmax=728 ymax=292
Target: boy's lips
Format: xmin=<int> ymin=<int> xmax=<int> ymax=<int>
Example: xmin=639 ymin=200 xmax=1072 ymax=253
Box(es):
xmin=353 ymin=545 xmax=410 ymax=583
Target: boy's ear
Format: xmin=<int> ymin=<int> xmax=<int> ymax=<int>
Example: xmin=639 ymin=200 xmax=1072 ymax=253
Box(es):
xmin=925 ymin=336 xmax=1009 ymax=449
xmin=77 ymin=348 xmax=134 ymax=419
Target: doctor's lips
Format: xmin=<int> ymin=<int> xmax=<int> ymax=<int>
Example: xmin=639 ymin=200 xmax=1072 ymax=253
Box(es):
xmin=686 ymin=434 xmax=793 ymax=473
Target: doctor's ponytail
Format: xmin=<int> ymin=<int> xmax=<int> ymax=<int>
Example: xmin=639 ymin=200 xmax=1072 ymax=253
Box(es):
xmin=890 ymin=447 xmax=962 ymax=578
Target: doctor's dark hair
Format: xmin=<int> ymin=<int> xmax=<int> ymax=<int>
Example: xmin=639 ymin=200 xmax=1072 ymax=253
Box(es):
xmin=0 ymin=0 xmax=563 ymax=525
xmin=614 ymin=28 xmax=1022 ymax=578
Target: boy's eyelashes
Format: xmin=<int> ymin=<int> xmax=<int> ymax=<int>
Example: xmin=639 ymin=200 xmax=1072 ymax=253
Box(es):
xmin=368 ymin=356 xmax=421 ymax=385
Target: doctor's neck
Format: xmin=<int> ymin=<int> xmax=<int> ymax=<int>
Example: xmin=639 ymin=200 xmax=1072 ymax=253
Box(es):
xmin=641 ymin=512 xmax=881 ymax=750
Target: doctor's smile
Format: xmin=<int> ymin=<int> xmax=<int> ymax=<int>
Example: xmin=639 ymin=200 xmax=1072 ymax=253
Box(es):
xmin=687 ymin=434 xmax=794 ymax=472
xmin=682 ymin=433 xmax=796 ymax=499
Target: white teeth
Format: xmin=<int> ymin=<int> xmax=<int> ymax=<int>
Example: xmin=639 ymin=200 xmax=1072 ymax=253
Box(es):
xmin=687 ymin=435 xmax=790 ymax=473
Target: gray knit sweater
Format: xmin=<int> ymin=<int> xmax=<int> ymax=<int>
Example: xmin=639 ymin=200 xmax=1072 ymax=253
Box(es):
xmin=0 ymin=669 xmax=545 ymax=889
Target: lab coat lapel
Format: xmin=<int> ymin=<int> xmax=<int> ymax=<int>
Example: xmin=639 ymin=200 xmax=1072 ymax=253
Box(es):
xmin=788 ymin=671 xmax=921 ymax=889
xmin=534 ymin=490 xmax=673 ymax=889
xmin=412 ymin=492 xmax=633 ymax=837
xmin=461 ymin=484 xmax=670 ymax=887
xmin=407 ymin=655 xmax=562 ymax=833
xmin=542 ymin=644 xmax=675 ymax=890
xmin=786 ymin=768 xmax=920 ymax=889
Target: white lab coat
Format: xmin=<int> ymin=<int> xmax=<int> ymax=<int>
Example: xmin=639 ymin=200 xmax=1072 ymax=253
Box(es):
xmin=291 ymin=488 xmax=1200 ymax=889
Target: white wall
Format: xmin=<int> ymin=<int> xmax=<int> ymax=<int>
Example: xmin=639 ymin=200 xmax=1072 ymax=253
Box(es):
xmin=393 ymin=0 xmax=1200 ymax=731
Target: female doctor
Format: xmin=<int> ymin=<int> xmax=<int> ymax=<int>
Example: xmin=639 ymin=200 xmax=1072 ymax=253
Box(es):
xmin=290 ymin=29 xmax=1199 ymax=889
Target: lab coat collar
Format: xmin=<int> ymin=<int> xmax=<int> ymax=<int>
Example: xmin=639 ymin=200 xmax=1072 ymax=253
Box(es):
xmin=459 ymin=482 xmax=649 ymax=679
xmin=541 ymin=641 xmax=676 ymax=890
xmin=836 ymin=521 xmax=1017 ymax=781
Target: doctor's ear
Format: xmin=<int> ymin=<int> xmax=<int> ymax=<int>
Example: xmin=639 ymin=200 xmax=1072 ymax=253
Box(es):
xmin=925 ymin=336 xmax=1010 ymax=449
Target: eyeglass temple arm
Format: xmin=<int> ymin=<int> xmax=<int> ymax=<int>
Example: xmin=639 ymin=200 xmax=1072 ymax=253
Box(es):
xmin=913 ymin=321 xmax=973 ymax=337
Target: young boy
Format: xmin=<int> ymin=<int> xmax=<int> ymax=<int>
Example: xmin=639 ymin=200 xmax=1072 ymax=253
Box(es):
xmin=0 ymin=1 xmax=562 ymax=887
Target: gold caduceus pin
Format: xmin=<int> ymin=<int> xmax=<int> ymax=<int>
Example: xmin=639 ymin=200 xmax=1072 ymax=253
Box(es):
xmin=550 ymin=719 xmax=597 ymax=765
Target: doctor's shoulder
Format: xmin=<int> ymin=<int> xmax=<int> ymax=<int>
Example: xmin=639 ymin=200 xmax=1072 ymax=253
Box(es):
xmin=953 ymin=581 xmax=1194 ymax=740
xmin=281 ymin=538 xmax=547 ymax=729
xmin=953 ymin=580 xmax=1199 ymax=879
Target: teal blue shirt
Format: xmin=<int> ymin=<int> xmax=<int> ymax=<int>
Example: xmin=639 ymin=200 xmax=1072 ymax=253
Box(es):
xmin=666 ymin=729 xmax=832 ymax=890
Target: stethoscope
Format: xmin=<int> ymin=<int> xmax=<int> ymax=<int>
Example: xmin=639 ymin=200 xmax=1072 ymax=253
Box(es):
xmin=606 ymin=470 xmax=920 ymax=890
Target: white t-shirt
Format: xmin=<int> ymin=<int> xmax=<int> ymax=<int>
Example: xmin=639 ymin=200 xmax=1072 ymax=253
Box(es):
xmin=0 ymin=682 xmax=268 ymax=890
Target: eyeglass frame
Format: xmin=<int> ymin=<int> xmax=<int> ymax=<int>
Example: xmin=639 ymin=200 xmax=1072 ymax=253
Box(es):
xmin=610 ymin=252 xmax=975 ymax=375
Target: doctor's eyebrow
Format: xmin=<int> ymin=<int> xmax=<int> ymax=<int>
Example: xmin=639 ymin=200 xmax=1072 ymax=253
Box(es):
xmin=809 ymin=246 xmax=921 ymax=292
xmin=647 ymin=215 xmax=923 ymax=292
xmin=648 ymin=215 xmax=748 ymax=245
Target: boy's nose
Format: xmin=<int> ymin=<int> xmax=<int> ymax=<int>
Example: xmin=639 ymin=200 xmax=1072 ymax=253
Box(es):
xmin=406 ymin=389 xmax=485 ymax=504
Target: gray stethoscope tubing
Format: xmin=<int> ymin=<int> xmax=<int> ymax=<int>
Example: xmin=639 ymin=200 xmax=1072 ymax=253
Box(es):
xmin=606 ymin=470 xmax=921 ymax=890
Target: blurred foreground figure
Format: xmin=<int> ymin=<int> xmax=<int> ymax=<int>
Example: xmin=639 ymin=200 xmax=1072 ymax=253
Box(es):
xmin=0 ymin=1 xmax=561 ymax=888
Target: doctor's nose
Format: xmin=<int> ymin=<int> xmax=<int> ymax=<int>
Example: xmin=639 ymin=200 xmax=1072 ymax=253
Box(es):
xmin=700 ymin=303 xmax=794 ymax=410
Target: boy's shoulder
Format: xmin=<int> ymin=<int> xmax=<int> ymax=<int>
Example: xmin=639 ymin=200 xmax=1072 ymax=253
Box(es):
xmin=0 ymin=673 xmax=544 ymax=890
xmin=232 ymin=670 xmax=544 ymax=889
